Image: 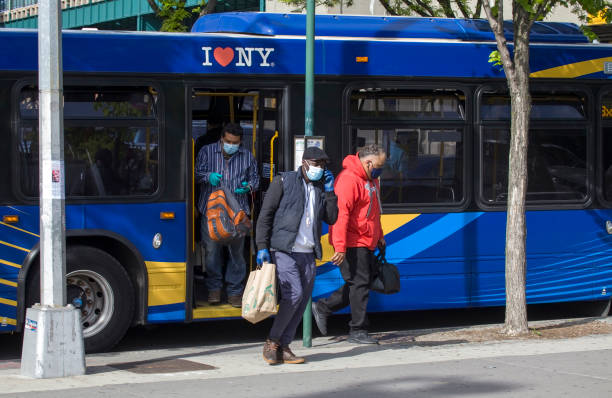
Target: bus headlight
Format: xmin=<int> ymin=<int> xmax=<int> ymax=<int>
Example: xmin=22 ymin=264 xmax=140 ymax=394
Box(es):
xmin=153 ymin=233 xmax=163 ymax=249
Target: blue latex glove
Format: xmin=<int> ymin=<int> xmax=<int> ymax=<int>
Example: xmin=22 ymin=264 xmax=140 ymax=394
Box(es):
xmin=256 ymin=249 xmax=271 ymax=265
xmin=234 ymin=181 xmax=250 ymax=194
xmin=209 ymin=172 xmax=222 ymax=187
xmin=323 ymin=170 xmax=334 ymax=192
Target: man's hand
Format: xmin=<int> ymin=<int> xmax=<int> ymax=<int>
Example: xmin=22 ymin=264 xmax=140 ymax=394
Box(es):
xmin=235 ymin=181 xmax=250 ymax=194
xmin=378 ymin=236 xmax=386 ymax=250
xmin=209 ymin=172 xmax=222 ymax=187
xmin=323 ymin=170 xmax=335 ymax=192
xmin=331 ymin=251 xmax=345 ymax=265
xmin=256 ymin=249 xmax=271 ymax=265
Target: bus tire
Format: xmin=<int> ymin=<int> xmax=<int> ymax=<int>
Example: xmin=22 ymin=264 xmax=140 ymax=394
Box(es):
xmin=26 ymin=245 xmax=135 ymax=353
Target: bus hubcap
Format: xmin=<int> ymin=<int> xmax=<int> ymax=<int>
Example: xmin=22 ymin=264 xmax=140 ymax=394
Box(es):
xmin=66 ymin=270 xmax=114 ymax=338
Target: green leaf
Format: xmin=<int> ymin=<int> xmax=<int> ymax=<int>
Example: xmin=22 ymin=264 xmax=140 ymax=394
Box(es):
xmin=488 ymin=50 xmax=502 ymax=67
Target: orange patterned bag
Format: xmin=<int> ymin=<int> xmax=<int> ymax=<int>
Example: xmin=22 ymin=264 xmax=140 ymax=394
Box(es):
xmin=206 ymin=188 xmax=251 ymax=243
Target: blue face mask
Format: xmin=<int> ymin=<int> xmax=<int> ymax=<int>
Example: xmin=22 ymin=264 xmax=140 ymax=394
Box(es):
xmin=223 ymin=142 xmax=239 ymax=155
xmin=306 ymin=165 xmax=324 ymax=181
xmin=370 ymin=167 xmax=383 ymax=179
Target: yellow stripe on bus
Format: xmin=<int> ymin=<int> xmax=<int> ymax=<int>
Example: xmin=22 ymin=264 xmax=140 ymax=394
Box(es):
xmin=0 ymin=258 xmax=21 ymax=269
xmin=531 ymin=56 xmax=612 ymax=78
xmin=0 ymin=222 xmax=39 ymax=237
xmin=0 ymin=240 xmax=30 ymax=253
xmin=193 ymin=303 xmax=242 ymax=319
xmin=0 ymin=317 xmax=16 ymax=326
xmin=145 ymin=261 xmax=186 ymax=307
xmin=0 ymin=278 xmax=17 ymax=287
xmin=316 ymin=213 xmax=420 ymax=266
xmin=0 ymin=297 xmax=16 ymax=307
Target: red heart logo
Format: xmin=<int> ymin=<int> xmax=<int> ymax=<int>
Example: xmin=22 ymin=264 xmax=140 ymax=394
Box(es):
xmin=213 ymin=47 xmax=234 ymax=67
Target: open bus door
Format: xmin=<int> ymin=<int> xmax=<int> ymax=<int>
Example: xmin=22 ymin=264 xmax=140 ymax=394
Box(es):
xmin=188 ymin=88 xmax=283 ymax=319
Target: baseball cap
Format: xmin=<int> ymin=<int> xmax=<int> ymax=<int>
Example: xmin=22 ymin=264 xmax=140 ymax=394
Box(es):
xmin=302 ymin=146 xmax=330 ymax=162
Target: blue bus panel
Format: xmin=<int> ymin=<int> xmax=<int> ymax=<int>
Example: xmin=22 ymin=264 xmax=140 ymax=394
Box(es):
xmin=0 ymin=23 xmax=611 ymax=80
xmin=313 ymin=210 xmax=612 ymax=312
xmin=0 ymin=202 xmax=188 ymax=332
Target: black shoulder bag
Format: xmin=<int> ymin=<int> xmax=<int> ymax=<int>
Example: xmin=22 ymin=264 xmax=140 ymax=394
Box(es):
xmin=370 ymin=247 xmax=400 ymax=294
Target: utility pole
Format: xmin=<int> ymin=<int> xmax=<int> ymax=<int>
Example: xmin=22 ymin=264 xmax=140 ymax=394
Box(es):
xmin=20 ymin=0 xmax=85 ymax=378
xmin=302 ymin=0 xmax=315 ymax=348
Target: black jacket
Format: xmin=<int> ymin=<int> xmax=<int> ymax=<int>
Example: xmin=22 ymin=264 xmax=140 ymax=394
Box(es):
xmin=256 ymin=168 xmax=338 ymax=259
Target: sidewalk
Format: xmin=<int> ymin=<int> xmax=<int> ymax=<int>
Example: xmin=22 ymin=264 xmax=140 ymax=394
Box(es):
xmin=2 ymin=317 xmax=612 ymax=394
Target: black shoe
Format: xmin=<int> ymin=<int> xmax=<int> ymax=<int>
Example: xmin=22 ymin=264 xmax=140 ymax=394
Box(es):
xmin=347 ymin=330 xmax=379 ymax=345
xmin=311 ymin=301 xmax=328 ymax=336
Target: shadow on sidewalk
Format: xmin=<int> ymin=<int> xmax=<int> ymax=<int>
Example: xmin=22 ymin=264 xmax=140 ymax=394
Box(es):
xmin=306 ymin=334 xmax=469 ymax=363
xmin=86 ymin=342 xmax=262 ymax=375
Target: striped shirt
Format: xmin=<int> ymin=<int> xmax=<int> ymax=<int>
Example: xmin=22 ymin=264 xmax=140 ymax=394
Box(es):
xmin=195 ymin=141 xmax=260 ymax=215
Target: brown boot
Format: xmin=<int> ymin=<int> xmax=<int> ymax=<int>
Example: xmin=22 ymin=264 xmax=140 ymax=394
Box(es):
xmin=228 ymin=295 xmax=242 ymax=308
xmin=280 ymin=346 xmax=305 ymax=364
xmin=208 ymin=290 xmax=221 ymax=305
xmin=262 ymin=339 xmax=281 ymax=365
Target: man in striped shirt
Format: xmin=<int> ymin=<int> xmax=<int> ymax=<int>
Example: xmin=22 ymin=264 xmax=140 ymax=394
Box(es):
xmin=195 ymin=123 xmax=260 ymax=307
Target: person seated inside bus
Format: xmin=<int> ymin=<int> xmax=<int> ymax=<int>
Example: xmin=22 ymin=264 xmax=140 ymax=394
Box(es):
xmin=84 ymin=148 xmax=121 ymax=196
xmin=195 ymin=123 xmax=260 ymax=307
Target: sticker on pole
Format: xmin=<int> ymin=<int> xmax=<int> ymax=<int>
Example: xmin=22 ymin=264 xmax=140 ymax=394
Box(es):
xmin=51 ymin=160 xmax=64 ymax=200
xmin=25 ymin=318 xmax=37 ymax=332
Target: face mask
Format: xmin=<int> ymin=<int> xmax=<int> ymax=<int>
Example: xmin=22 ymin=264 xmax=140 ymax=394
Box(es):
xmin=306 ymin=165 xmax=324 ymax=181
xmin=223 ymin=142 xmax=239 ymax=155
xmin=369 ymin=162 xmax=383 ymax=179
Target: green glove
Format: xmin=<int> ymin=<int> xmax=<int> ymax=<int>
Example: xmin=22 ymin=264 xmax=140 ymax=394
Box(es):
xmin=209 ymin=172 xmax=222 ymax=187
xmin=235 ymin=181 xmax=250 ymax=194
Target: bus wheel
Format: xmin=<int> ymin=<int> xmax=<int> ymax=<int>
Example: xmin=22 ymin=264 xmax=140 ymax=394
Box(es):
xmin=27 ymin=246 xmax=135 ymax=353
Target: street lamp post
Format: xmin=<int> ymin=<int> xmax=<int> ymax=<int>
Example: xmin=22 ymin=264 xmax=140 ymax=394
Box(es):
xmin=302 ymin=0 xmax=315 ymax=349
xmin=20 ymin=0 xmax=85 ymax=379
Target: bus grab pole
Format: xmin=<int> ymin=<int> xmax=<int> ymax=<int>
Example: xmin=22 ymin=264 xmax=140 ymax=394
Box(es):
xmin=21 ymin=0 xmax=85 ymax=378
xmin=302 ymin=0 xmax=315 ymax=348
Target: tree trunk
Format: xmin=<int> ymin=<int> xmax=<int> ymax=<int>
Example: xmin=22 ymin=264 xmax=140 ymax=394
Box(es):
xmin=503 ymin=5 xmax=531 ymax=336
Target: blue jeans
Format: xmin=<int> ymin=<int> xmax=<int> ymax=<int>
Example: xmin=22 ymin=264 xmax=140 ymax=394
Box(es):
xmin=201 ymin=218 xmax=247 ymax=296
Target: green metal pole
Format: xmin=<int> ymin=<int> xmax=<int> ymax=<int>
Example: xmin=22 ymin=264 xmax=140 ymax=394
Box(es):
xmin=302 ymin=0 xmax=314 ymax=349
xmin=260 ymin=0 xmax=265 ymax=12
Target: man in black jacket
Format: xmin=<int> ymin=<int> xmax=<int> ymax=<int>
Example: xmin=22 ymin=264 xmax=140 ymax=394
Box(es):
xmin=255 ymin=146 xmax=338 ymax=365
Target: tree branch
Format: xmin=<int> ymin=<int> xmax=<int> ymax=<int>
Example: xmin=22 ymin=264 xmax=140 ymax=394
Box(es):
xmin=200 ymin=0 xmax=216 ymax=16
xmin=399 ymin=0 xmax=435 ymax=17
xmin=437 ymin=0 xmax=456 ymax=18
xmin=472 ymin=0 xmax=482 ymax=19
xmin=379 ymin=0 xmax=399 ymax=15
xmin=483 ymin=0 xmax=515 ymax=81
xmin=533 ymin=0 xmax=554 ymax=21
xmin=455 ymin=0 xmax=471 ymax=19
xmin=147 ymin=0 xmax=161 ymax=14
xmin=496 ymin=0 xmax=503 ymax=35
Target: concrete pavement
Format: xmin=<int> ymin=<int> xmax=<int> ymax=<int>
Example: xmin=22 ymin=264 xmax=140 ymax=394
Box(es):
xmin=1 ymin=318 xmax=612 ymax=396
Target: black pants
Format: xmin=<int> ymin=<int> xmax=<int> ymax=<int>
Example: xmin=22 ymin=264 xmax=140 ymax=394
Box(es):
xmin=318 ymin=247 xmax=374 ymax=331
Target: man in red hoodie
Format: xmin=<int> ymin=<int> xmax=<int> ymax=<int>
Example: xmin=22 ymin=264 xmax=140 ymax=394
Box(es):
xmin=312 ymin=144 xmax=387 ymax=344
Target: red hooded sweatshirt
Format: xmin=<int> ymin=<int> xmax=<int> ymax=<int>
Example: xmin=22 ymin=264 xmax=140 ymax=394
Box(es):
xmin=329 ymin=154 xmax=383 ymax=252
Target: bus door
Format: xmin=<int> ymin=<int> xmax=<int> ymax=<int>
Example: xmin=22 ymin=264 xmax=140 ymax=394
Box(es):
xmin=189 ymin=88 xmax=283 ymax=319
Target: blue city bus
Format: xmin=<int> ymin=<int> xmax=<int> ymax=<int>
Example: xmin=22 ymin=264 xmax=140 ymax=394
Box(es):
xmin=1 ymin=12 xmax=612 ymax=352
